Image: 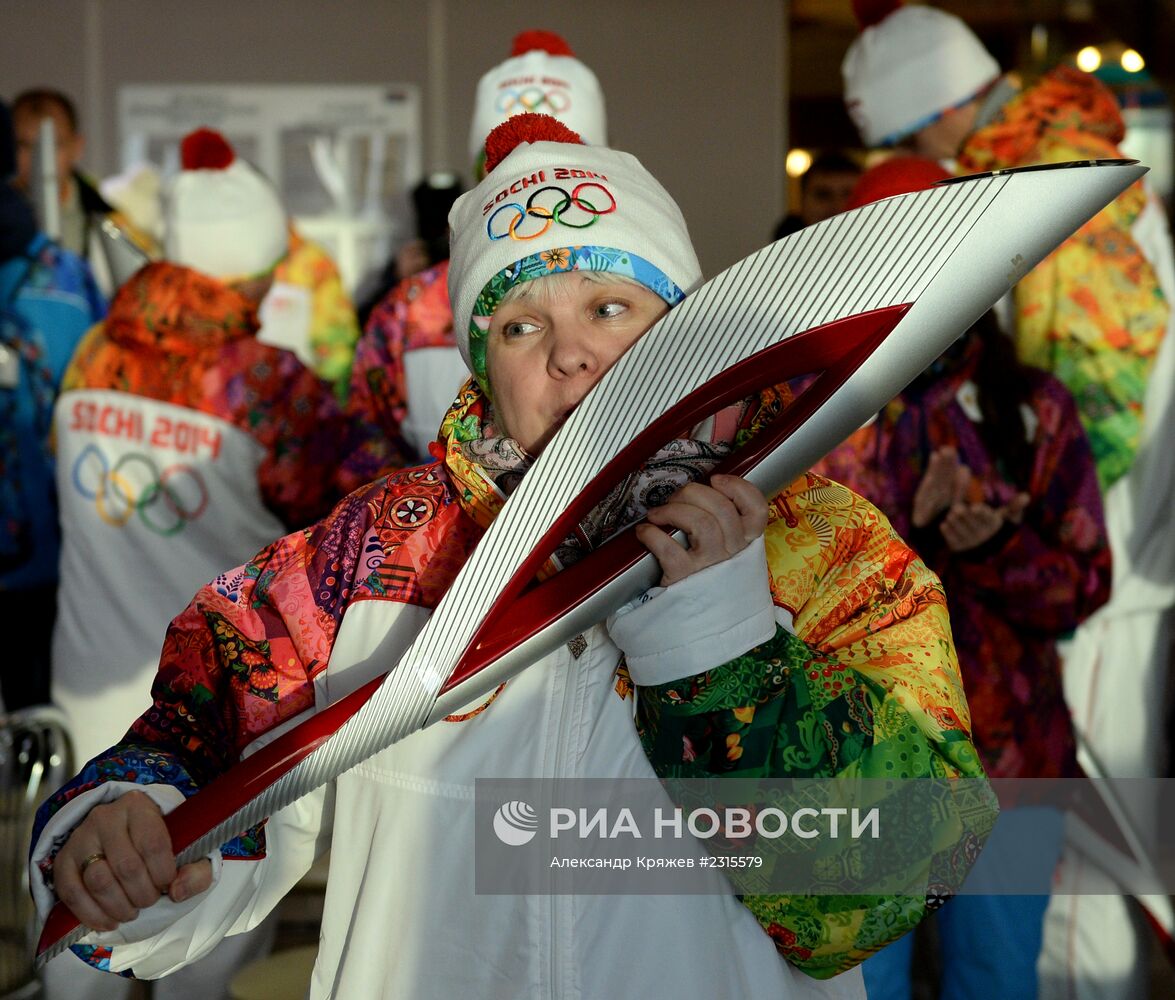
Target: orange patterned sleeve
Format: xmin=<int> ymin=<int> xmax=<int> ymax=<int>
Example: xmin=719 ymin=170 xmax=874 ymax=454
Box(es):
xmin=766 ymin=473 xmax=975 ymax=749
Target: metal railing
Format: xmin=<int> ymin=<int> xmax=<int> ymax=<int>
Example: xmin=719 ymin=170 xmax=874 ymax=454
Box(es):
xmin=0 ymin=708 xmax=73 ymax=998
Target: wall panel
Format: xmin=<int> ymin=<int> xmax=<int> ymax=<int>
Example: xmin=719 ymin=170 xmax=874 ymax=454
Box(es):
xmin=1 ymin=0 xmax=785 ymax=275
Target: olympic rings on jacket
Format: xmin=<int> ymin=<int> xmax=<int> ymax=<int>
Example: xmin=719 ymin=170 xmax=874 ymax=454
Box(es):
xmin=486 ymin=183 xmax=617 ymax=241
xmin=494 ymin=87 xmax=571 ymax=116
xmin=71 ymin=443 xmax=210 ymax=537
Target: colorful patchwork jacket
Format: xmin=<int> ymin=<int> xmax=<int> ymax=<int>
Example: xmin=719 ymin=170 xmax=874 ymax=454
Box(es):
xmin=271 ymin=229 xmax=361 ymax=401
xmin=33 ymin=385 xmax=994 ymax=983
xmin=59 ymin=261 xmax=353 ymax=529
xmin=50 ymin=261 xmax=364 ymax=769
xmin=959 ymin=66 xmax=1170 ymax=490
xmin=346 ymin=258 xmax=467 ymax=468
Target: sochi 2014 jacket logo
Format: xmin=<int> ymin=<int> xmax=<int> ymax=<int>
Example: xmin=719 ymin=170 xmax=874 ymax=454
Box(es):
xmin=64 ymin=401 xmax=219 ymax=536
xmin=72 ymin=443 xmax=210 ymax=536
xmin=484 ymin=167 xmax=616 ymax=241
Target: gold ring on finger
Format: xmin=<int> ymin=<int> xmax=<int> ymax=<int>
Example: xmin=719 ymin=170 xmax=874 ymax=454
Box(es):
xmin=79 ymin=852 xmax=107 ymax=877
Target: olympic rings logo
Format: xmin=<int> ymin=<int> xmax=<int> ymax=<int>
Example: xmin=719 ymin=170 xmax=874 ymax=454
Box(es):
xmin=486 ymin=183 xmax=617 ymax=241
xmin=495 ymin=86 xmax=571 ymax=116
xmin=71 ymin=443 xmax=210 ymax=537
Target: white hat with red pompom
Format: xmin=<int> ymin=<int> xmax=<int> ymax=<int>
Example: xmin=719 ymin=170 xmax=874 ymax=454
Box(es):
xmin=447 ymin=114 xmax=700 ymax=390
xmin=468 ymin=29 xmax=607 ymax=169
xmin=164 ymin=128 xmax=288 ymax=280
xmin=842 ymin=0 xmax=1000 ymax=147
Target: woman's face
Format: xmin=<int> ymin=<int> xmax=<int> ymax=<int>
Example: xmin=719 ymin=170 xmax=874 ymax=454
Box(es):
xmin=486 ymin=271 xmax=669 ymax=455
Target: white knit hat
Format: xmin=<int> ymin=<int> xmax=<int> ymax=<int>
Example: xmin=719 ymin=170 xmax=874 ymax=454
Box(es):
xmin=842 ymin=1 xmax=1000 ymax=147
xmin=448 ymin=115 xmax=701 ymax=392
xmin=164 ymin=128 xmax=288 ymax=280
xmin=468 ymin=29 xmax=607 ymax=167
xmin=101 ymin=162 xmax=164 ymax=241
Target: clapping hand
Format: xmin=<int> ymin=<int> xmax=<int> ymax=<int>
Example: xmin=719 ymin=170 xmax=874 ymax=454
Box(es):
xmin=912 ymin=447 xmax=972 ymax=527
xmin=912 ymin=446 xmax=1030 ymax=552
xmin=939 ymin=492 xmax=1029 ymax=551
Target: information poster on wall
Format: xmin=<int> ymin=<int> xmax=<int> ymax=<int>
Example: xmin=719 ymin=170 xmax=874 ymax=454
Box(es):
xmin=117 ymin=84 xmax=423 ymax=291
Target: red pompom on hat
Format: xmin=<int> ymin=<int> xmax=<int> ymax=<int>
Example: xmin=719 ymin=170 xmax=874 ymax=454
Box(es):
xmin=179 ymin=127 xmax=235 ymax=170
xmin=846 ymin=155 xmax=952 ymax=211
xmin=166 ymin=126 xmax=287 ymax=279
xmin=852 ymin=0 xmax=903 ymax=29
xmin=483 ymin=112 xmax=583 ymax=174
xmin=511 ymin=29 xmax=575 ymax=57
xmin=449 ymin=117 xmax=702 ymax=389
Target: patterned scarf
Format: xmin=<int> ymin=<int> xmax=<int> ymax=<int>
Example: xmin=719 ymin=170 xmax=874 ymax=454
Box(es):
xmin=437 ymin=375 xmax=792 ymax=574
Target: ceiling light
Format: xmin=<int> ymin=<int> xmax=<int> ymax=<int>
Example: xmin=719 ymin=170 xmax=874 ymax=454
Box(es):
xmin=1121 ymin=49 xmax=1145 ymax=73
xmin=1076 ymin=46 xmax=1102 ymax=73
xmin=786 ymin=149 xmax=813 ymax=178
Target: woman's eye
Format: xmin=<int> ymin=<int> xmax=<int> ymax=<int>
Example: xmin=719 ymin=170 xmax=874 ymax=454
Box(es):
xmin=595 ymin=301 xmax=628 ymax=319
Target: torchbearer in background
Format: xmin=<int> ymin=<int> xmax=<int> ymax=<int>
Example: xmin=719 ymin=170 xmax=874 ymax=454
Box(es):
xmin=45 ymin=127 xmax=357 ymax=1000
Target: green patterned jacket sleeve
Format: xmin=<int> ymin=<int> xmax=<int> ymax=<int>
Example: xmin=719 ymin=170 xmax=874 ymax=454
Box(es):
xmin=636 ymin=624 xmax=997 ymax=979
xmin=635 ymin=471 xmax=999 ymax=979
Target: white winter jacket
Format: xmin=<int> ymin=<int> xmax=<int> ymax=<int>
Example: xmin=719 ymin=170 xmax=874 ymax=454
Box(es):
xmin=33 ymin=537 xmax=865 ymax=1000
